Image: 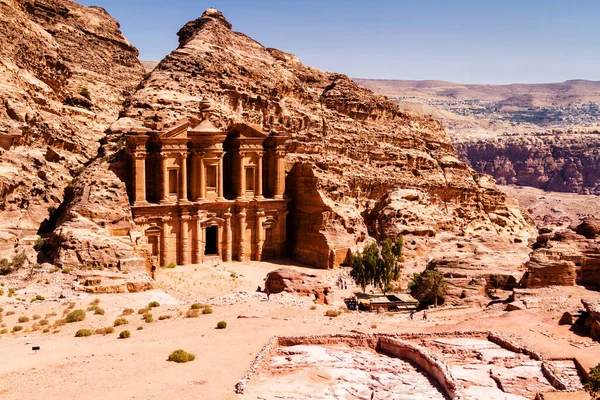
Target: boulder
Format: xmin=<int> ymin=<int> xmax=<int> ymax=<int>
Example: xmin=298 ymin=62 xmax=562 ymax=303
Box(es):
xmin=264 ymin=268 xmax=333 ymax=305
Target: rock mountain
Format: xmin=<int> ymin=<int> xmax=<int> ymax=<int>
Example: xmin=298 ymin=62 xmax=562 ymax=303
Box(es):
xmin=53 ymin=8 xmax=534 ymax=278
xmin=1 ymin=5 xmax=536 ymax=295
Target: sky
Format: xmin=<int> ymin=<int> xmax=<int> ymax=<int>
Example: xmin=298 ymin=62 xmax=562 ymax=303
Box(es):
xmin=77 ymin=0 xmax=600 ymax=84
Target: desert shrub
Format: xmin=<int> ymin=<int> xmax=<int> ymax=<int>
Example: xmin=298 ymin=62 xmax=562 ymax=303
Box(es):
xmin=113 ymin=318 xmax=128 ymax=327
xmin=11 ymin=252 xmax=27 ymax=270
xmin=119 ymin=330 xmax=131 ymax=339
xmin=122 ymin=308 xmax=134 ymax=316
xmin=137 ymin=326 xmax=143 ymax=330
xmin=310 ymin=305 xmax=317 ymax=310
xmin=90 ymin=298 xmax=101 ymax=306
xmin=32 ymin=314 xmax=41 ymax=320
xmin=12 ymin=325 xmax=23 ymax=332
xmin=5 ymin=311 xmax=15 ymax=316
xmin=185 ymin=309 xmax=199 ymax=318
xmin=409 ymin=269 xmax=448 ymax=307
xmin=53 ymin=319 xmax=66 ymax=327
xmin=216 ymin=320 xmax=227 ymax=329
xmin=324 ymin=310 xmax=341 ymax=318
xmin=0 ymin=258 xmax=11 ymax=275
xmin=202 ymin=306 xmax=213 ymax=314
xmin=371 ymin=324 xmax=377 ymax=329
xmin=45 ymin=311 xmax=57 ymax=318
xmin=42 ymin=328 xmax=50 ymax=333
xmin=33 ymin=295 xmax=45 ymax=301
xmin=8 ymin=288 xmax=15 ymax=297
xmin=137 ymin=307 xmax=149 ymax=314
xmin=79 ymin=87 xmax=91 ymax=100
xmin=94 ymin=308 xmax=105 ymax=315
xmin=167 ymin=349 xmax=195 ymax=363
xmin=143 ymin=312 xmax=153 ymax=323
xmin=94 ymin=327 xmax=114 ymax=335
xmin=18 ymin=316 xmax=29 ymax=323
xmin=158 ymin=315 xmax=171 ymax=320
xmin=0 ymin=290 xmax=3 ymax=296
xmin=87 ymin=305 xmax=99 ymax=312
xmin=75 ymin=329 xmax=92 ymax=337
xmin=190 ymin=303 xmax=202 ymax=310
xmin=33 ymin=237 xmax=45 ymax=251
xmin=67 ymin=302 xmax=75 ymax=309
xmin=0 ymin=328 xmax=7 ymax=334
xmin=39 ymin=319 xmax=48 ymax=326
xmin=165 ymin=262 xmax=176 ymax=269
xmin=148 ymin=301 xmax=160 ymax=308
xmin=585 ymin=363 xmax=600 ymax=399
xmin=65 ymin=309 xmax=86 ymax=323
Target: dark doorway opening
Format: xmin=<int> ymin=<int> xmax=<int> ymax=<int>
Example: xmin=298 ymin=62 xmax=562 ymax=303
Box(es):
xmin=205 ymin=226 xmax=218 ymax=255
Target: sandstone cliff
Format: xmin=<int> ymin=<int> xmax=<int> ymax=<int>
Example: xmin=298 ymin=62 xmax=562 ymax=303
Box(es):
xmin=455 ymin=130 xmax=600 ymax=195
xmin=0 ymin=0 xmax=144 ymax=259
xmin=80 ymin=8 xmax=534 ymax=272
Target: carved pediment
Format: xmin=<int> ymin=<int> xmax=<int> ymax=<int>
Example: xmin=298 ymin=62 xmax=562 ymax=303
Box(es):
xmin=228 ymin=122 xmax=267 ymax=139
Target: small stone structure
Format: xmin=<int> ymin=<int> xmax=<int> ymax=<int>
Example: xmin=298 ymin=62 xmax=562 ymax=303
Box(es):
xmin=125 ymin=103 xmax=288 ymax=267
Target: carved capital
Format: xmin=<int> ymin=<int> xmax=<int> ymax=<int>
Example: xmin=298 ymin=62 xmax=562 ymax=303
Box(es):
xmin=161 ymin=216 xmax=172 ymax=223
xmin=181 ymin=214 xmax=192 ymax=221
xmin=159 ymin=152 xmax=169 ymax=159
xmin=132 ymin=151 xmax=147 ymax=160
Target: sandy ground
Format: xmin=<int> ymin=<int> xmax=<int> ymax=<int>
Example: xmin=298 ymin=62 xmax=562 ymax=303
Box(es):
xmin=0 ymin=259 xmax=599 ymax=399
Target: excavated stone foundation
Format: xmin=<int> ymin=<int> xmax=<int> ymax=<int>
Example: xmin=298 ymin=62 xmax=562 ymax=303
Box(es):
xmin=237 ymin=333 xmax=585 ymax=400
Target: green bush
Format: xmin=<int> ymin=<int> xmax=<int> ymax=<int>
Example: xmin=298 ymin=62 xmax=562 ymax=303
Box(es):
xmin=0 ymin=258 xmax=11 ymax=275
xmin=585 ymin=363 xmax=600 ymax=399
xmin=75 ymin=329 xmax=92 ymax=337
xmin=65 ymin=309 xmax=86 ymax=323
xmin=148 ymin=301 xmax=160 ymax=308
xmin=137 ymin=326 xmax=143 ymax=330
xmin=18 ymin=316 xmax=29 ymax=323
xmin=94 ymin=327 xmax=114 ymax=335
xmin=90 ymin=298 xmax=100 ymax=306
xmin=324 ymin=310 xmax=341 ymax=317
xmin=202 ymin=306 xmax=213 ymax=314
xmin=79 ymin=87 xmax=91 ymax=100
xmin=167 ymin=349 xmax=195 ymax=363
xmin=185 ymin=309 xmax=199 ymax=318
xmin=137 ymin=307 xmax=150 ymax=314
xmin=165 ymin=262 xmax=177 ymax=269
xmin=94 ymin=308 xmax=105 ymax=315
xmin=216 ymin=320 xmax=227 ymax=329
xmin=122 ymin=308 xmax=134 ymax=316
xmin=190 ymin=303 xmax=202 ymax=310
xmin=33 ymin=237 xmax=45 ymax=252
xmin=113 ymin=318 xmax=128 ymax=327
xmin=143 ymin=312 xmax=153 ymax=323
xmin=11 ymin=253 xmax=26 ymax=270
xmin=119 ymin=330 xmax=131 ymax=339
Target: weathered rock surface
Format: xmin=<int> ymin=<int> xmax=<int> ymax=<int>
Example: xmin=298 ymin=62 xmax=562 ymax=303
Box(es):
xmin=264 ymin=268 xmax=333 ymax=304
xmin=455 ymin=130 xmax=600 ymax=195
xmin=0 ymin=0 xmax=144 ymax=255
xmin=97 ymin=8 xmax=535 ymax=271
xmin=582 ymin=299 xmax=600 ymax=341
xmin=521 ymin=218 xmax=600 ymax=288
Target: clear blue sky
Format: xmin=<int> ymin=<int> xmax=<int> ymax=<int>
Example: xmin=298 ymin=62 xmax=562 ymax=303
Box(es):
xmin=78 ymin=0 xmax=600 ymax=84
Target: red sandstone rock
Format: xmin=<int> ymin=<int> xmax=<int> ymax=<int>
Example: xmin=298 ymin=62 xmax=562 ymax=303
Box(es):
xmin=264 ymin=268 xmax=333 ymax=304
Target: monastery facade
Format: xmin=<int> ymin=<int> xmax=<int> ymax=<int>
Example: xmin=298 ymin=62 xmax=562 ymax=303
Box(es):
xmin=125 ymin=104 xmax=288 ymax=267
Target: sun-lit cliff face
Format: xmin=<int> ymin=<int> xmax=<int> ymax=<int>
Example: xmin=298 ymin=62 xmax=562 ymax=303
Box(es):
xmin=105 ymin=9 xmax=533 ymax=269
xmin=0 ymin=0 xmax=144 ymax=254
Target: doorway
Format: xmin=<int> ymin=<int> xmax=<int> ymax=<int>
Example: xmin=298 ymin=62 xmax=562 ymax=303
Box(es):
xmin=205 ymin=225 xmax=218 ymax=255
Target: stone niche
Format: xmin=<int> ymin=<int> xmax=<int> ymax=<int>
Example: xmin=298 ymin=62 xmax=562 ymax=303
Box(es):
xmin=124 ymin=106 xmax=288 ymax=267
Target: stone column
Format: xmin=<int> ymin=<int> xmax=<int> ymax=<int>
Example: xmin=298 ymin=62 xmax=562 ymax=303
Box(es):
xmin=274 ymin=151 xmax=285 ymax=199
xmin=197 ymin=153 xmax=206 ymax=201
xmin=255 ymin=210 xmax=265 ymax=261
xmin=180 ymin=214 xmax=190 ymax=265
xmin=131 ymin=151 xmax=147 ymax=205
xmin=224 ymin=209 xmax=232 ymax=262
xmin=277 ymin=209 xmax=288 ymax=256
xmin=255 ymin=152 xmax=263 ymax=199
xmin=160 ymin=216 xmax=171 ymax=267
xmin=190 ymin=151 xmax=198 ymax=201
xmin=237 ymin=151 xmax=245 ymax=199
xmin=178 ymin=152 xmax=189 ymax=203
xmin=237 ymin=207 xmax=246 ymax=262
xmin=193 ymin=214 xmax=202 ymax=264
xmin=160 ymin=152 xmax=170 ymax=204
xmin=217 ymin=153 xmax=225 ymax=200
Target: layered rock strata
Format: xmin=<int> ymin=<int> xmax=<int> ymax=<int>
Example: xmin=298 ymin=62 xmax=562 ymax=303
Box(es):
xmin=0 ymin=0 xmax=144 ymax=257
xmin=85 ymin=8 xmax=535 ymax=271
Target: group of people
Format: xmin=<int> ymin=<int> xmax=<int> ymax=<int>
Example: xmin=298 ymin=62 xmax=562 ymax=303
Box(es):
xmin=409 ymin=309 xmax=427 ymax=320
xmin=336 ymin=275 xmax=348 ymax=290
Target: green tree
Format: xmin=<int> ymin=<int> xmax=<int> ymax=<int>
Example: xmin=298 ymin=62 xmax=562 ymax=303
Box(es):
xmin=409 ymin=269 xmax=448 ymax=307
xmin=585 ymin=363 xmax=600 ymax=400
xmin=350 ymin=237 xmax=404 ymax=292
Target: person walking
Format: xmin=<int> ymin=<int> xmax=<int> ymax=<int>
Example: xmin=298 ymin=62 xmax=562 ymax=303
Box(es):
xmin=409 ymin=309 xmax=415 ymax=320
xmin=423 ymin=310 xmax=428 ymax=320
xmin=266 ymin=288 xmax=271 ymax=301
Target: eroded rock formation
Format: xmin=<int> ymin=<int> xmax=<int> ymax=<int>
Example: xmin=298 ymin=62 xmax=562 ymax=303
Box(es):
xmin=75 ymin=8 xmax=535 ymax=271
xmin=455 ymin=130 xmax=600 ymax=195
xmin=0 ymin=0 xmax=144 ymax=257
xmin=264 ymin=267 xmax=333 ymax=304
